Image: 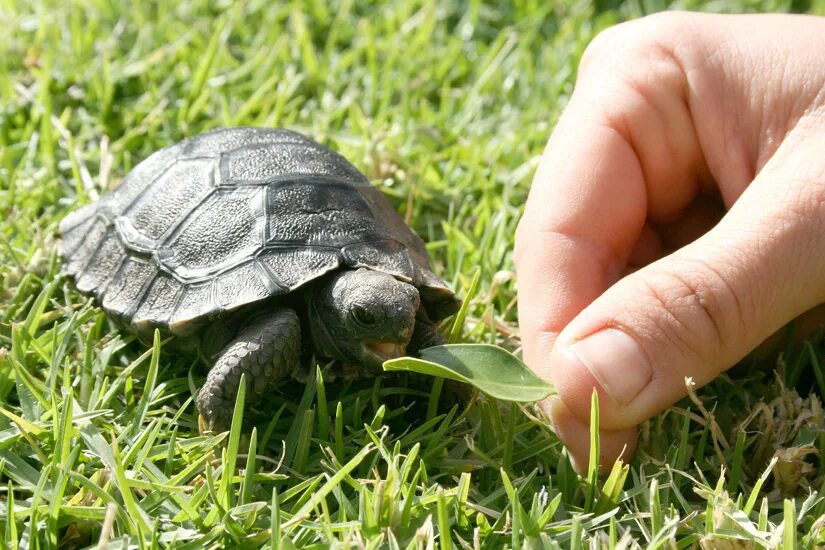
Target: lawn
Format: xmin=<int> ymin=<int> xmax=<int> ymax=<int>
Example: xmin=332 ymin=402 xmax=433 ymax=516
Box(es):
xmin=1 ymin=0 xmax=825 ymax=548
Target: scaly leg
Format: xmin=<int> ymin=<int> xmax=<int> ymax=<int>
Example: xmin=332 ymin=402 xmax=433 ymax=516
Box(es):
xmin=196 ymin=308 xmax=301 ymax=432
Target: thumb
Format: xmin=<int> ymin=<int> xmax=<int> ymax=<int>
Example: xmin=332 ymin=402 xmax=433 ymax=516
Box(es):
xmin=549 ymin=120 xmax=825 ymax=431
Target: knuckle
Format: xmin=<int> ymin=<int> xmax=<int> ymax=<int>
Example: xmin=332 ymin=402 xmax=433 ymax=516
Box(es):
xmin=634 ymin=276 xmax=706 ymax=362
xmin=576 ymin=14 xmax=696 ymax=133
xmin=771 ymin=179 xmax=825 ymax=301
xmin=579 ymin=23 xmax=641 ymax=76
xmin=579 ymin=12 xmax=694 ymax=77
xmin=757 ymin=121 xmax=825 ymax=299
xmin=634 ymin=260 xmax=746 ymax=363
xmin=579 ymin=24 xmax=626 ymax=69
xmin=791 ymin=176 xmax=825 ymax=224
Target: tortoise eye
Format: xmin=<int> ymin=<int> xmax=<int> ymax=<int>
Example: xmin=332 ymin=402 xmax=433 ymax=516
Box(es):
xmin=352 ymin=305 xmax=377 ymax=327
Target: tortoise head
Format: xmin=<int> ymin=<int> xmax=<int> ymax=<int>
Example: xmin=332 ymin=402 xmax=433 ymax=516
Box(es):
xmin=306 ymin=268 xmax=420 ymax=368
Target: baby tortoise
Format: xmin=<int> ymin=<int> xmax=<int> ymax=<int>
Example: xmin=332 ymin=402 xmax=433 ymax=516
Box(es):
xmin=59 ymin=127 xmax=458 ymax=430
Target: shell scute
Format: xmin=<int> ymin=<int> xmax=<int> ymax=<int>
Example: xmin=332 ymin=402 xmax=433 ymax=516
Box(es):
xmin=182 ymin=127 xmax=307 ymax=157
xmin=219 ymin=141 xmax=366 ymax=188
xmin=132 ymin=275 xmax=184 ymax=330
xmin=215 ymin=261 xmax=272 ymax=309
xmin=101 ymin=258 xmax=156 ymax=320
xmin=161 ymin=187 xmax=266 ymax=280
xmin=124 ymin=158 xmax=216 ymax=243
xmin=75 ymin=232 xmax=125 ymax=294
xmin=265 ymin=180 xmax=386 ymax=247
xmin=257 ymin=247 xmax=341 ymax=291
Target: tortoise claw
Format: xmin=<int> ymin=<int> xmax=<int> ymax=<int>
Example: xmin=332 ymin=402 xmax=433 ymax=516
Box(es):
xmin=197 ymin=413 xmax=209 ymax=435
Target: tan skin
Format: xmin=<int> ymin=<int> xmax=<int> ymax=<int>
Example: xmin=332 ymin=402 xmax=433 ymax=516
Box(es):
xmin=515 ymin=12 xmax=825 ymax=471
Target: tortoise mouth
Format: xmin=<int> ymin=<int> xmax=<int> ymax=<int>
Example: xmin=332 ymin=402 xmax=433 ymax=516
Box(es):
xmin=363 ymin=341 xmax=406 ymax=365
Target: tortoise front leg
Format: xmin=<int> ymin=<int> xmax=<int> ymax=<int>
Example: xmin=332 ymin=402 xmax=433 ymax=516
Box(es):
xmin=196 ymin=308 xmax=301 ymax=432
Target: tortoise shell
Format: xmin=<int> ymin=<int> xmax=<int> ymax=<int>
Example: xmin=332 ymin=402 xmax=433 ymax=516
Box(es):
xmin=59 ymin=127 xmax=456 ymax=336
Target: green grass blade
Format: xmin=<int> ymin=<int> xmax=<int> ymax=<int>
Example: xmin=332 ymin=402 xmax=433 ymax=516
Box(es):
xmin=783 ymin=499 xmax=797 ymax=550
xmin=437 ymin=489 xmax=452 ymax=550
xmin=240 ymin=427 xmax=257 ymax=506
xmin=221 ymin=372 xmax=247 ymax=509
xmin=745 ymin=457 xmax=778 ymax=516
xmin=449 ymin=267 xmax=481 ymax=343
xmin=282 ymin=443 xmax=374 ymax=535
xmin=584 ymin=390 xmax=600 ymax=513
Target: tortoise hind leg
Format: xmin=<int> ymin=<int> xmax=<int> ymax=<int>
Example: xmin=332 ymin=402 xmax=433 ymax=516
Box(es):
xmin=196 ymin=308 xmax=301 ymax=432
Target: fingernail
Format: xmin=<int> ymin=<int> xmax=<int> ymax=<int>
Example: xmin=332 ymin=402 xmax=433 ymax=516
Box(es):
xmin=567 ymin=328 xmax=652 ymax=406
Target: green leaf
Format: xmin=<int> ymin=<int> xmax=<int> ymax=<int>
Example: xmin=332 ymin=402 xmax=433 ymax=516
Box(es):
xmin=383 ymin=344 xmax=554 ymax=402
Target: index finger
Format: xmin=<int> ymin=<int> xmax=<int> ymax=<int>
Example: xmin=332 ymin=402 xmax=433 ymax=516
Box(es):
xmin=515 ymin=21 xmax=707 ymax=394
xmin=515 ymin=115 xmax=645 ymax=385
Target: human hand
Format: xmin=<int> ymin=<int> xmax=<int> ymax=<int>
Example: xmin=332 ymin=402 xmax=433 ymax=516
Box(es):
xmin=514 ymin=12 xmax=825 ymax=471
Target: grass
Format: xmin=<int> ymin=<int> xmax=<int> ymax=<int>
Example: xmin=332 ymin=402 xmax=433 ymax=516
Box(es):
xmin=1 ymin=0 xmax=824 ymax=547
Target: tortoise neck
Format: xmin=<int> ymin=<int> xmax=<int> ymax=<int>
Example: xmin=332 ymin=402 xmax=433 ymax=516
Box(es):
xmin=305 ymin=285 xmax=347 ymax=361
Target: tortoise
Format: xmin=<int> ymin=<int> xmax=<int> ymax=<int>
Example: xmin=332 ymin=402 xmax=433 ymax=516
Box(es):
xmin=58 ymin=127 xmax=459 ymax=430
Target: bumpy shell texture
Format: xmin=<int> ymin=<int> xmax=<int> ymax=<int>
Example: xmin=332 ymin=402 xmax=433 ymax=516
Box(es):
xmin=59 ymin=128 xmax=456 ymax=335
